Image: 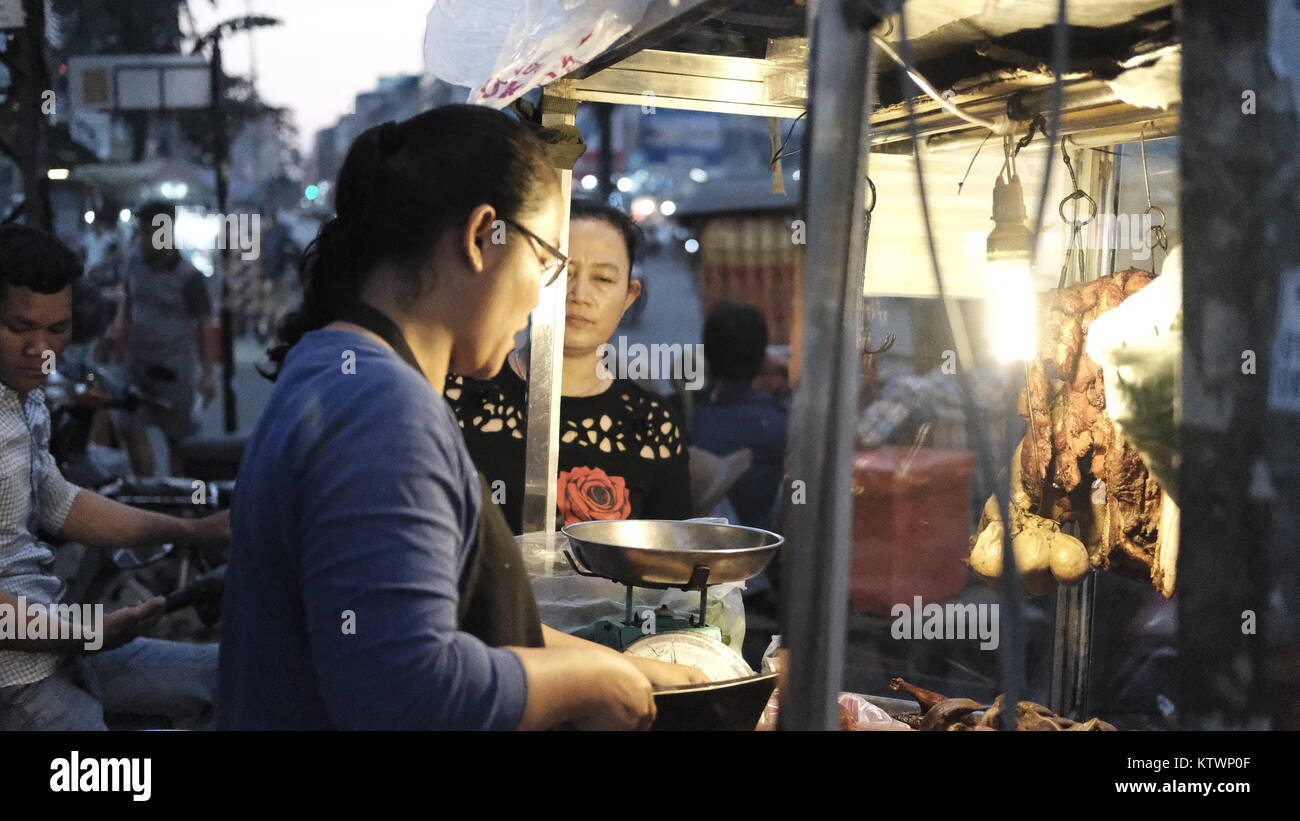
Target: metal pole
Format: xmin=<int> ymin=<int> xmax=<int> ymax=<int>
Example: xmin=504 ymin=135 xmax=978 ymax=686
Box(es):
xmin=1179 ymin=0 xmax=1300 ymax=728
xmin=596 ymin=102 xmax=614 ymax=202
xmin=1047 ymin=143 xmax=1111 ymax=718
xmin=520 ymin=94 xmax=576 ymax=538
xmin=779 ymin=0 xmax=881 ymax=730
xmin=18 ymin=0 xmax=51 ymax=232
xmin=209 ymin=34 xmax=238 ymax=433
xmin=1049 ymin=571 xmax=1095 ymax=718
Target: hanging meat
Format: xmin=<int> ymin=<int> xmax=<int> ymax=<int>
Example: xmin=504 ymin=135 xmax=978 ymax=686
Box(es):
xmin=1015 ymin=268 xmax=1170 ymax=595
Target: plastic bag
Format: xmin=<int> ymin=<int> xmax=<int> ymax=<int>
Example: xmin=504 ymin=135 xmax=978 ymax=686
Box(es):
xmin=424 ymin=0 xmax=654 ymax=108
xmin=761 ymin=634 xmax=783 ymax=674
xmin=755 ymin=637 xmax=911 ymax=730
xmin=519 ymin=522 xmax=747 ymax=651
xmin=756 ymin=691 xmax=912 ymax=731
xmin=1084 ymin=246 xmax=1181 ymax=501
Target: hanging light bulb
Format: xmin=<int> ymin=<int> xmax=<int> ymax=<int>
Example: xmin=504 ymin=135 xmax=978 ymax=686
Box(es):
xmin=986 ymin=171 xmax=1037 ymax=363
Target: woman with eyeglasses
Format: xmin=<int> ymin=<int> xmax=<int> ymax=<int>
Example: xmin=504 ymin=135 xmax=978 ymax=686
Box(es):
xmin=218 ymin=106 xmax=702 ymax=731
xmin=446 ymin=200 xmax=692 ymax=534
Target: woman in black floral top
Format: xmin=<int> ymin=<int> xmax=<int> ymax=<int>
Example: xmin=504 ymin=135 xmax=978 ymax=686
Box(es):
xmin=446 ymin=201 xmax=691 ymax=533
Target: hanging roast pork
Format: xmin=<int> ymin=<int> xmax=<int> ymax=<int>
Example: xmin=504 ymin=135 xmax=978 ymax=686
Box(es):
xmin=969 ymin=268 xmax=1175 ymax=597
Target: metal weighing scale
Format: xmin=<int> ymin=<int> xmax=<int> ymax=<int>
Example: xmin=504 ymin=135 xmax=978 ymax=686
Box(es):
xmin=561 ymin=520 xmax=782 ymax=660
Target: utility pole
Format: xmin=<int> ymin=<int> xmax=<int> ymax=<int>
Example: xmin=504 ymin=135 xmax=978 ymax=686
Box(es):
xmin=18 ymin=0 xmax=50 ymax=230
xmin=195 ymin=14 xmax=280 ymax=433
xmin=596 ymin=102 xmax=614 ymax=202
xmin=208 ymin=32 xmax=238 ymax=432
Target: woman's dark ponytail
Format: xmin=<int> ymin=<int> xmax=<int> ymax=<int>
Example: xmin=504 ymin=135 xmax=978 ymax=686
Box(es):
xmin=263 ymin=216 xmax=360 ymax=372
xmin=262 ymin=104 xmax=556 ymax=379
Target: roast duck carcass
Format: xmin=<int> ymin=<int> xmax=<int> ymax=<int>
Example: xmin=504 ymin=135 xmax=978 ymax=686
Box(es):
xmin=1016 ymin=268 xmax=1170 ymax=594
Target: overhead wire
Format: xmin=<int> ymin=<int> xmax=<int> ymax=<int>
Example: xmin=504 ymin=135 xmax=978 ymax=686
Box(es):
xmin=1027 ymin=1 xmax=1070 ymax=272
xmin=769 ymin=110 xmax=808 ymax=169
xmin=889 ymin=0 xmax=1071 ymax=730
xmin=871 ymin=33 xmax=1011 ymax=135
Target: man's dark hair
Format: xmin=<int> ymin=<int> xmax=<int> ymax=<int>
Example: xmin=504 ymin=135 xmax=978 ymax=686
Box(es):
xmin=137 ymin=200 xmax=176 ymax=232
xmin=704 ymin=301 xmax=768 ymax=382
xmin=570 ymin=198 xmax=643 ymax=274
xmin=0 ymin=224 xmax=83 ymax=301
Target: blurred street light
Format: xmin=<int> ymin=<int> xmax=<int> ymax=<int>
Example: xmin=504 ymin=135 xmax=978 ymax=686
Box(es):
xmin=631 ymin=196 xmax=657 ymax=218
xmin=160 ymin=181 xmax=190 ymax=199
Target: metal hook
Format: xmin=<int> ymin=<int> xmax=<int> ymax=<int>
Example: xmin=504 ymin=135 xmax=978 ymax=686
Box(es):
xmin=1139 ymin=123 xmax=1154 ymax=207
xmin=1057 ymin=139 xmax=1097 ymax=227
xmin=1059 ymin=188 xmax=1098 ymax=227
xmin=1146 ymin=205 xmax=1169 ymax=252
xmin=864 ymin=331 xmax=896 ymax=355
xmin=1138 ymin=124 xmax=1169 ymax=254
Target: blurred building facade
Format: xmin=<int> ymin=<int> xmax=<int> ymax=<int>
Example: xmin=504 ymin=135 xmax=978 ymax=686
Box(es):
xmin=306 ymin=79 xmax=786 ymax=223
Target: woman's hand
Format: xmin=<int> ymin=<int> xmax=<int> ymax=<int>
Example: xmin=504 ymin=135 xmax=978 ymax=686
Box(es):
xmin=625 ymin=656 xmax=710 ymax=688
xmin=571 ymin=651 xmax=658 ymax=731
xmin=511 ymin=645 xmax=658 ymax=731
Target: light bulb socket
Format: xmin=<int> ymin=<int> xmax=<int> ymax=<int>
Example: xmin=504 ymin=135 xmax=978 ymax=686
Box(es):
xmin=987 ymin=173 xmax=1034 ymax=263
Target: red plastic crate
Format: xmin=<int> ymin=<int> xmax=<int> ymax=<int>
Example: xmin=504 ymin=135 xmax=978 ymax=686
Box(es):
xmin=850 ymin=447 xmax=976 ymax=614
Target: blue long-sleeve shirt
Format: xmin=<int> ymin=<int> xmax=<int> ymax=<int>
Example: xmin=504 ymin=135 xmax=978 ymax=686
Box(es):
xmin=691 ymin=383 xmax=788 ymax=530
xmin=217 ymin=329 xmax=527 ymax=730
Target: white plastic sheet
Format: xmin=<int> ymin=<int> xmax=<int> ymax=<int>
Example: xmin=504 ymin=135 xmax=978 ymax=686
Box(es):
xmin=1085 ymin=246 xmax=1182 ymax=500
xmin=424 ymin=0 xmax=654 ymax=108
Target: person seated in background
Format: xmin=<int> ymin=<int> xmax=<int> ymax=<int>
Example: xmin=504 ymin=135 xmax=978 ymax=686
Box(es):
xmin=690 ymin=302 xmax=788 ymax=531
xmin=447 ymin=199 xmax=692 ymax=533
xmin=0 ymin=225 xmax=229 ymax=731
xmin=754 ymin=346 xmax=791 ymax=406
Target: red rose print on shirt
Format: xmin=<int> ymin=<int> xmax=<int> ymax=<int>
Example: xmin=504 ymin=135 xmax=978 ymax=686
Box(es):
xmin=557 ymin=466 xmax=631 ymax=524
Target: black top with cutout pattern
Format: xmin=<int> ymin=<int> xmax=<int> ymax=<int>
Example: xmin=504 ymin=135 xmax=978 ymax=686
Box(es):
xmin=445 ymin=365 xmax=692 ymax=534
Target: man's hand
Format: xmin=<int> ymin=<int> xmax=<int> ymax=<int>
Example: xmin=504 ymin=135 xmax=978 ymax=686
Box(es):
xmin=198 ymin=370 xmax=216 ymax=408
xmin=625 ymin=656 xmax=710 ymax=689
xmin=179 ymin=511 xmax=230 ymax=564
xmin=62 ymin=493 xmax=230 ymax=559
xmin=95 ymin=597 xmax=165 ymax=653
xmin=73 ymin=386 xmax=114 ymax=410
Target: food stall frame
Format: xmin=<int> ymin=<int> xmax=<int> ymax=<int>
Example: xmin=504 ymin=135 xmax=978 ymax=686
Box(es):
xmin=490 ymin=0 xmax=1295 ymax=729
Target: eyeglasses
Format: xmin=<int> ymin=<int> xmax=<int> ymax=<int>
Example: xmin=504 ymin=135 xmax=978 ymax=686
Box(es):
xmin=500 ymin=217 xmax=568 ymax=287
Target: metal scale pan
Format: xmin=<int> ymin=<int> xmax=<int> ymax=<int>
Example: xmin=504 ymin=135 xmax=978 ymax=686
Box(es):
xmin=560 ymin=519 xmax=782 ymax=590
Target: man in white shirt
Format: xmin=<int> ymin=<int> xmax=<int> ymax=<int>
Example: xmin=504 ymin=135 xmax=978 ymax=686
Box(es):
xmin=0 ymin=224 xmax=229 ymax=730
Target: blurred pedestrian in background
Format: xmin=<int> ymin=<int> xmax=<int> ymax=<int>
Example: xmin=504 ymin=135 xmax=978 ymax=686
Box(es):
xmin=80 ymin=216 xmax=120 ymax=284
xmin=115 ymin=201 xmax=218 ymax=476
xmin=255 ymin=211 xmax=302 ymax=343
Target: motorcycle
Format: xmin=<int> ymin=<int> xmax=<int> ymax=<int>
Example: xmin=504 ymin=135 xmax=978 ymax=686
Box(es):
xmin=45 ymin=364 xmax=237 ymax=639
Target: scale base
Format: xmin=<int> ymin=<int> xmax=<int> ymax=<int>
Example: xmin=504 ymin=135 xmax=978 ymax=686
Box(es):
xmin=588 ymin=618 xmax=722 ymax=652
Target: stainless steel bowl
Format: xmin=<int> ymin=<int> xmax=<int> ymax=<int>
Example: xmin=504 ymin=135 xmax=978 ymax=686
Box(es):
xmin=562 ymin=519 xmax=782 ymax=588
